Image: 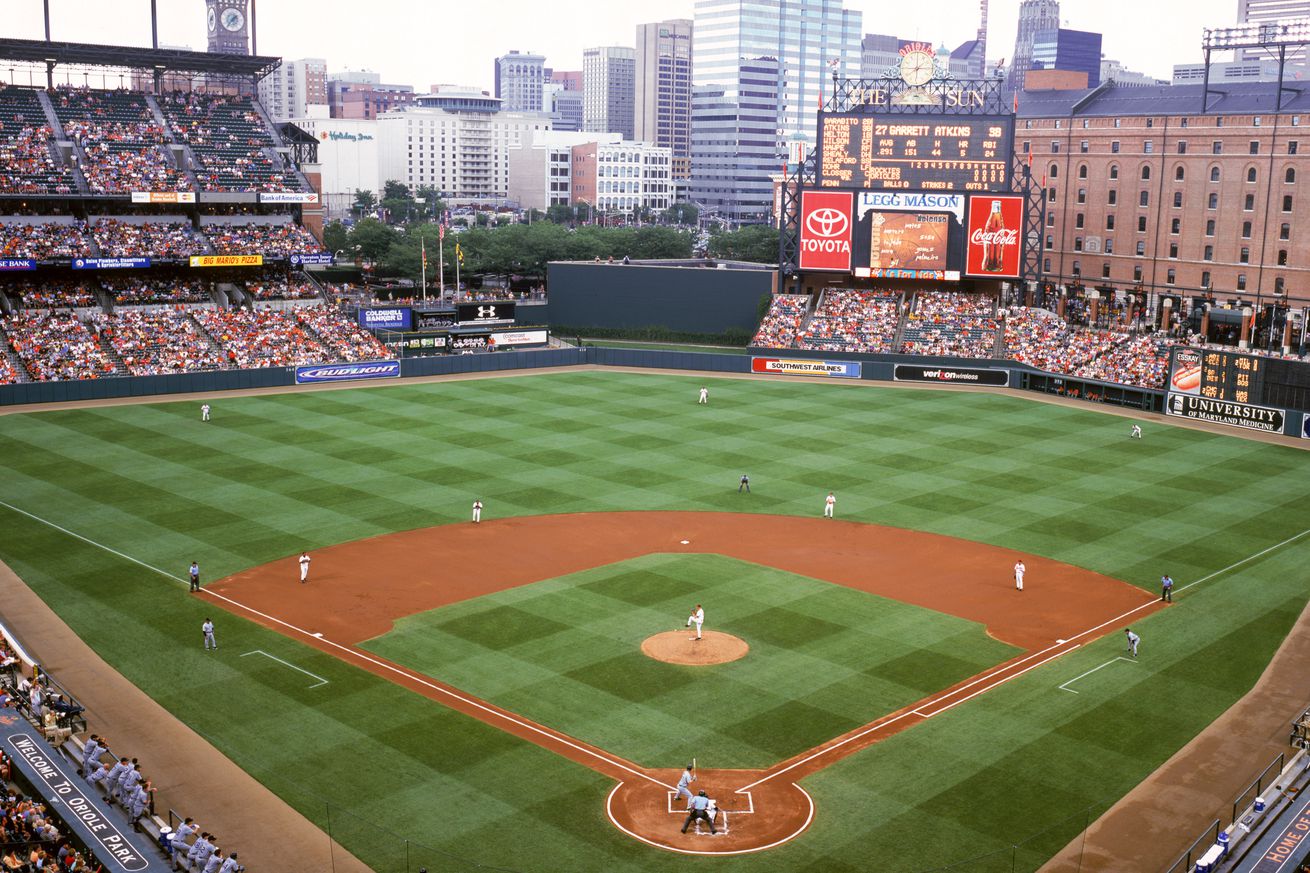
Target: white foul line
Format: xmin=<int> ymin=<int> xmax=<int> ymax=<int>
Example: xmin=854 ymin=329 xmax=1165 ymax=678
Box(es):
xmin=1057 ymin=657 xmax=1136 ymax=694
xmin=240 ymin=649 xmax=329 ymax=688
xmin=1175 ymin=528 xmax=1310 ymax=594
xmin=915 ymin=644 xmax=1082 ymax=717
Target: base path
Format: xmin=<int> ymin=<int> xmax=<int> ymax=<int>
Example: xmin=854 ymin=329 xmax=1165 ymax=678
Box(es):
xmin=208 ymin=512 xmax=1161 ymax=854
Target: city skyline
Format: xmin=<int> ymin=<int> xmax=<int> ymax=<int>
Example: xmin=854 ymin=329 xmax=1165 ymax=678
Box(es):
xmin=6 ymin=0 xmax=1258 ymax=93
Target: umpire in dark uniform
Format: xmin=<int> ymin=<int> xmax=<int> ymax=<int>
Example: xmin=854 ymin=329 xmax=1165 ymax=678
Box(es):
xmin=682 ymin=791 xmax=716 ymax=834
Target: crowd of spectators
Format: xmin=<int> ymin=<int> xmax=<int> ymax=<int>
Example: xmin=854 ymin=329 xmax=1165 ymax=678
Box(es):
xmin=1073 ymin=332 xmax=1175 ymax=389
xmin=242 ymin=269 xmax=319 ymax=301
xmin=193 ymin=307 xmax=333 ymax=368
xmin=899 ymin=291 xmax=1000 ymax=358
xmin=206 ymin=223 xmax=323 ymax=257
xmin=161 ymin=92 xmax=302 ymax=193
xmin=296 ymin=306 xmax=390 ymax=361
xmin=796 ymin=289 xmax=900 ymax=353
xmin=3 ymin=278 xmax=99 ymax=309
xmin=92 ymin=310 xmax=226 ymax=376
xmin=0 ymin=87 xmax=75 ymax=195
xmin=2 ymin=311 xmax=119 ymax=381
xmin=0 ymin=773 xmax=106 ymax=871
xmin=53 ymin=88 xmax=191 ymax=195
xmin=92 ymin=219 xmax=202 ymax=259
xmin=100 ymin=276 xmax=209 ymax=306
xmin=0 ymin=221 xmax=91 ymax=261
xmin=750 ymin=294 xmax=810 ymax=347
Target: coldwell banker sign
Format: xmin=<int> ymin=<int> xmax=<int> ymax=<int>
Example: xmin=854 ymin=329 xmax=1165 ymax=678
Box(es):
xmin=964 ymin=195 xmax=1023 ymax=278
xmin=799 ymin=191 xmax=853 ymax=272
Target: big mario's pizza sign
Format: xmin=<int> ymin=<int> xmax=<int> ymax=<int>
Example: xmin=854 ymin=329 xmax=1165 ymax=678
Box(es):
xmin=799 ymin=191 xmax=853 ymax=272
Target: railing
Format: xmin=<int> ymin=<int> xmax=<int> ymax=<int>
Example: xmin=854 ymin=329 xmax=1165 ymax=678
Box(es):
xmin=1161 ymin=818 xmax=1220 ymax=873
xmin=1232 ymin=752 xmax=1285 ymax=827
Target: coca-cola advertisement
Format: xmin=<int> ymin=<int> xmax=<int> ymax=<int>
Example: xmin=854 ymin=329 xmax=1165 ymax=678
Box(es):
xmin=964 ymin=195 xmax=1023 ymax=278
xmin=798 ymin=191 xmax=853 ymax=272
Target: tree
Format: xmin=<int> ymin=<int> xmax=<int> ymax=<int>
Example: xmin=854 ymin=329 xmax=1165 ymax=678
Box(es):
xmin=545 ymin=204 xmax=575 ymax=225
xmin=352 ymin=190 xmax=377 ymax=217
xmin=349 ymin=218 xmax=399 ymax=263
xmin=322 ymin=220 xmax=350 ymax=256
xmin=414 ymin=186 xmax=446 ymax=221
xmin=663 ymin=202 xmax=699 ymax=226
xmin=382 ymin=180 xmax=413 ymax=202
xmin=707 ymin=225 xmax=779 ymax=264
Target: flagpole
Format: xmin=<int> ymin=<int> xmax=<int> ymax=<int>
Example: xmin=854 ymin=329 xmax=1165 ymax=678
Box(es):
xmin=439 ymin=225 xmax=446 ymax=302
xmin=421 ymin=237 xmax=427 ymax=302
xmin=455 ymin=245 xmax=461 ymax=297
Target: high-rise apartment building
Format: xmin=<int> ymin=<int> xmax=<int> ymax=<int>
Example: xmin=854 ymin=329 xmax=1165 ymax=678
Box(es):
xmin=258 ymin=57 xmax=328 ymax=122
xmin=690 ymin=56 xmax=782 ymax=222
xmin=635 ymin=19 xmax=693 ymax=181
xmin=1007 ymin=0 xmax=1060 ymax=94
xmin=693 ymin=0 xmax=862 ymax=148
xmin=1030 ymin=29 xmax=1103 ymax=88
xmin=495 ymin=51 xmax=547 ymax=113
xmin=1237 ymin=0 xmax=1310 ymax=62
xmin=583 ymin=47 xmax=636 ymax=139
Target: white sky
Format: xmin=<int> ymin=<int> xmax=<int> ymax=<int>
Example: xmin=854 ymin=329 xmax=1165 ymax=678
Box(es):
xmin=8 ymin=0 xmax=1245 ymax=90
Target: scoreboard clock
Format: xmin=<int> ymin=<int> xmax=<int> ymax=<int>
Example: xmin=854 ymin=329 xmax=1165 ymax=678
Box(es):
xmin=205 ymin=0 xmax=250 ymax=55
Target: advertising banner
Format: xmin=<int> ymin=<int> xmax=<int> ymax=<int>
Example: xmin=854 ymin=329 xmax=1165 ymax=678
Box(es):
xmin=386 ymin=334 xmax=450 ymax=353
xmin=358 ymin=308 xmax=412 ymax=331
xmin=72 ymin=257 xmax=151 ymax=270
xmin=290 ymin=253 xmax=334 ymax=266
xmin=131 ymin=191 xmax=196 ymax=204
xmin=0 ymin=259 xmax=36 ymax=271
xmin=798 ymin=191 xmax=853 ymax=272
xmin=854 ymin=268 xmax=960 ymax=281
xmin=456 ymin=302 xmax=515 ymax=324
xmin=893 ymin=364 xmax=1009 ymax=386
xmin=294 ymin=360 xmax=401 ymax=384
xmin=1168 ymin=347 xmax=1203 ymax=395
xmin=258 ymin=192 xmax=320 ymax=204
xmin=189 ymin=255 xmax=264 ymax=267
xmin=751 ymin=357 xmax=862 ymax=378
xmin=451 ymin=333 xmax=491 ymax=351
xmin=857 ymin=191 xmax=966 ymax=223
xmin=490 ymin=329 xmax=549 ymax=347
xmin=964 ymin=195 xmax=1023 ymax=278
xmin=1165 ymin=393 xmax=1285 ymax=433
xmin=414 ymin=310 xmax=455 ymax=330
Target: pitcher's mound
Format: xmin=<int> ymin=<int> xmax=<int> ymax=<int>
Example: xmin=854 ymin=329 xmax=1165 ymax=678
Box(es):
xmin=641 ymin=630 xmax=749 ymax=665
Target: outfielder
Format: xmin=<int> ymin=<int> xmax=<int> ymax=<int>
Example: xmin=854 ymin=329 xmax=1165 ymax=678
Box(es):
xmin=1130 ymin=424 xmax=1142 ymax=439
xmin=687 ymin=604 xmax=704 ymax=641
xmin=698 ymin=386 xmax=709 ymax=404
xmin=299 ymin=551 xmax=311 ymax=584
xmin=1014 ymin=560 xmax=1025 ymax=591
xmin=472 ymin=500 xmax=483 ymax=523
xmin=201 ymin=403 xmax=210 ymax=422
xmin=824 ymin=492 xmax=835 ymax=518
xmin=674 ymin=764 xmax=696 ymax=809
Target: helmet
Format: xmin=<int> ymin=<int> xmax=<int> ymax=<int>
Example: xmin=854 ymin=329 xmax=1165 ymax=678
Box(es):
xmin=698 ymin=790 xmax=707 ymax=797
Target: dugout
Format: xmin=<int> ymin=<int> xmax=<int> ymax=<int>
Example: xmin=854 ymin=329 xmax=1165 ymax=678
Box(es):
xmin=546 ymin=259 xmax=777 ymax=336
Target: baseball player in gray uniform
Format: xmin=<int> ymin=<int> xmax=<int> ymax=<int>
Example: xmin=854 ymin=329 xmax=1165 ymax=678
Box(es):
xmin=87 ymin=759 xmax=113 ymax=795
xmin=193 ymin=834 xmax=217 ymax=872
xmin=203 ymin=849 xmax=224 ymax=873
xmin=203 ymin=619 xmax=217 ymax=651
xmin=103 ymin=757 xmax=128 ymax=800
xmin=117 ymin=761 xmax=142 ymax=805
xmin=675 ymin=764 xmax=696 ymax=809
xmin=170 ymin=817 xmax=197 ymax=867
xmin=220 ymin=853 xmax=242 ymax=873
xmin=80 ymin=734 xmax=102 ymax=776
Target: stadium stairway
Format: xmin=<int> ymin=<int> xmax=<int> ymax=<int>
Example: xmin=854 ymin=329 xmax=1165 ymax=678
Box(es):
xmin=186 ymin=311 xmax=230 ymax=361
xmin=35 ymin=90 xmax=91 ymax=195
xmin=249 ymin=99 xmax=315 ymax=192
xmin=0 ymin=325 xmax=32 ymax=382
xmin=144 ymin=94 xmax=203 ymax=189
xmin=892 ymin=293 xmax=912 ymax=348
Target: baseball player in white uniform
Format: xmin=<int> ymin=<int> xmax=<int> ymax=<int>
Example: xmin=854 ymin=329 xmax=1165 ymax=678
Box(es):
xmin=698 ymin=386 xmax=709 ymax=404
xmin=674 ymin=764 xmax=696 ymax=809
xmin=201 ymin=403 xmax=210 ymax=422
xmin=824 ymin=492 xmax=836 ymax=518
xmin=202 ymin=619 xmax=216 ymax=651
xmin=1130 ymin=424 xmax=1142 ymax=439
xmin=299 ymin=551 xmax=311 ymax=584
xmin=1125 ymin=628 xmax=1140 ymax=658
xmin=1014 ymin=560 xmax=1025 ymax=591
xmin=472 ymin=500 xmax=483 ymax=523
xmin=687 ymin=604 xmax=704 ymax=640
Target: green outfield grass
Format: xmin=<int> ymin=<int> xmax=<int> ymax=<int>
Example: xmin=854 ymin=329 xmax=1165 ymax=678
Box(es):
xmin=0 ymin=370 xmax=1308 ymax=872
xmin=361 ymin=553 xmax=1018 ymax=768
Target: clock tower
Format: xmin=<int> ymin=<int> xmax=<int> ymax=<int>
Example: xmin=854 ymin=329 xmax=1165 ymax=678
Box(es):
xmin=206 ymin=0 xmax=250 ymax=56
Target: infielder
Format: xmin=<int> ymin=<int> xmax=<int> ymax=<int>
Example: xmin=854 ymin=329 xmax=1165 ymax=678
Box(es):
xmin=299 ymin=551 xmax=311 ymax=584
xmin=675 ymin=764 xmax=696 ymax=809
xmin=698 ymin=386 xmax=709 ymax=404
xmin=1014 ymin=560 xmax=1025 ymax=591
xmin=687 ymin=604 xmax=705 ymax=641
xmin=738 ymin=474 xmax=750 ymax=493
xmin=1125 ymin=628 xmax=1140 ymax=658
xmin=203 ymin=618 xmax=217 ymax=651
xmin=472 ymin=499 xmax=483 ymax=523
xmin=201 ymin=403 xmax=210 ymax=422
xmin=1130 ymin=424 xmax=1142 ymax=439
xmin=824 ymin=492 xmax=836 ymax=518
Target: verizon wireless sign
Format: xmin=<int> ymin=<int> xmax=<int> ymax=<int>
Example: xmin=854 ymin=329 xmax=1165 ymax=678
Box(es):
xmin=799 ymin=191 xmax=852 ymax=272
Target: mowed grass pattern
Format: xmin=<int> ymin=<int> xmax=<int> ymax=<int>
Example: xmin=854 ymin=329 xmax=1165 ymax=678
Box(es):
xmin=362 ymin=553 xmax=1018 ymax=767
xmin=0 ymin=370 xmax=1307 ymax=872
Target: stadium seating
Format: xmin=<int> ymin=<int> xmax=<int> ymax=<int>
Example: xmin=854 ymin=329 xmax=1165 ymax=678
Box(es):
xmin=3 ymin=311 xmax=120 ymax=381
xmin=243 ymin=269 xmax=320 ymax=301
xmin=51 ymin=87 xmax=191 ymax=195
xmin=3 ymin=277 xmax=100 ymax=309
xmin=192 ymin=307 xmax=333 ymax=368
xmin=751 ymin=294 xmax=810 ymax=347
xmin=99 ymin=275 xmax=209 ymax=306
xmin=0 ymin=221 xmax=92 ymax=261
xmin=92 ymin=219 xmax=204 ymax=259
xmin=0 ymin=87 xmax=76 ymax=195
xmin=160 ymin=92 xmax=306 ymax=193
xmin=900 ymin=291 xmax=1000 ymax=358
xmin=205 ymin=222 xmax=323 ymax=257
xmin=796 ymin=289 xmax=900 ymax=353
xmin=92 ymin=310 xmax=227 ymax=375
xmin=295 ymin=306 xmax=390 ymax=360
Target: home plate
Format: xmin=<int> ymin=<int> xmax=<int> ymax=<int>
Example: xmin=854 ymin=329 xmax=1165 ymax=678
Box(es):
xmin=680 ymin=540 xmax=690 ymax=545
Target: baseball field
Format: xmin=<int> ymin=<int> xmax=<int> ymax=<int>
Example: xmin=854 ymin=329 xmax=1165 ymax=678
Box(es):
xmin=0 ymin=368 xmax=1307 ymax=872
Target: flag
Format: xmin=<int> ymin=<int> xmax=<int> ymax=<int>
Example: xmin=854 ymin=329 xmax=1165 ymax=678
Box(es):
xmin=1013 ymin=92 xmax=1018 ymax=114
xmin=438 ymin=224 xmax=445 ymax=241
xmin=455 ymin=243 xmax=464 ymax=265
xmin=1026 ymin=148 xmax=1032 ymax=168
xmin=421 ymin=237 xmax=427 ymax=269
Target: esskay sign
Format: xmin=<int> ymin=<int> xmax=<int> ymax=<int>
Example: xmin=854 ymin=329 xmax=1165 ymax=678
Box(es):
xmin=964 ymin=195 xmax=1022 ymax=278
xmin=894 ymin=364 xmax=1008 ymax=386
xmin=1166 ymin=393 xmax=1285 ymax=433
xmin=799 ymin=190 xmax=852 ymax=272
xmin=295 ymin=360 xmax=401 ymax=384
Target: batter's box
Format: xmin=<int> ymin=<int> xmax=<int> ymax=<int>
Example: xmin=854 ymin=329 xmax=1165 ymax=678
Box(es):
xmin=665 ymin=790 xmax=756 ymax=815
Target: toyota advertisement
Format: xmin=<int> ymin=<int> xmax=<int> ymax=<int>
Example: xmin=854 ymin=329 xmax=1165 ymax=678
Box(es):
xmin=798 ymin=191 xmax=853 ymax=272
xmin=963 ymin=195 xmax=1023 ymax=278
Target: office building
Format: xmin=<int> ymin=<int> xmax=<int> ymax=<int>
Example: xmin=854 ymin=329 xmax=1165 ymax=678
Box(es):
xmin=508 ymin=130 xmax=620 ymax=211
xmin=286 ymin=117 xmax=380 ymax=217
xmin=258 ymin=57 xmax=328 ymax=122
xmin=693 ymin=0 xmax=862 ymax=147
xmin=1031 ymin=28 xmax=1103 ymax=87
xmin=1103 ymin=57 xmax=1165 ymax=87
xmin=583 ymin=47 xmax=636 ymax=139
xmin=328 ymin=72 xmax=417 ymax=120
xmin=495 ymin=51 xmax=547 ymax=113
xmin=547 ymin=85 xmax=584 ymax=131
xmin=689 ymin=55 xmax=782 ymax=222
xmin=571 ymin=139 xmax=673 ymax=215
xmin=1007 ymin=0 xmax=1060 ymax=94
xmin=635 ymin=19 xmax=693 ymax=180
xmin=860 ymin=34 xmax=902 ymax=79
xmin=1172 ymin=60 xmax=1296 ymax=84
xmin=1237 ymin=0 xmax=1310 ymax=63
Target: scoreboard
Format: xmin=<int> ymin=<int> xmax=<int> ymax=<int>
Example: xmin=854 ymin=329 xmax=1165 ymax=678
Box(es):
xmin=1166 ymin=346 xmax=1310 ymax=432
xmin=818 ymin=113 xmax=1012 ymax=192
xmin=1169 ymin=347 xmax=1265 ymax=404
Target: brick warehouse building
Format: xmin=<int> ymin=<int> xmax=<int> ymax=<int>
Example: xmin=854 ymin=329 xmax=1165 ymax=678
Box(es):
xmin=1018 ymin=81 xmax=1310 ymax=329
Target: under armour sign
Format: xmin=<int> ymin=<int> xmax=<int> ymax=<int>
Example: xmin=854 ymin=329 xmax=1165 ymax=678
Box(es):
xmin=798 ymin=191 xmax=853 ymax=272
xmin=456 ymin=301 xmax=516 ymax=324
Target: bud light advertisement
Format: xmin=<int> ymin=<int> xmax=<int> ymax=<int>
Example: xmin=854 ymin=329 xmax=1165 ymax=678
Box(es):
xmin=964 ymin=195 xmax=1023 ymax=278
xmin=295 ymin=360 xmax=401 ymax=384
